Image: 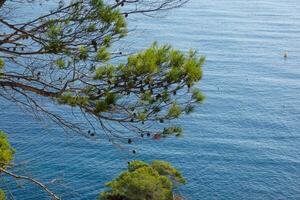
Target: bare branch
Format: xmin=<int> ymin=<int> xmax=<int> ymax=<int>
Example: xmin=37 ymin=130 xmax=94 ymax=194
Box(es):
xmin=0 ymin=167 xmax=61 ymax=200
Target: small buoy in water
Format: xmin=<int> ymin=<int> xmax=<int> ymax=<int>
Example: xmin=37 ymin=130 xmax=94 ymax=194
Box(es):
xmin=284 ymin=51 xmax=288 ymax=59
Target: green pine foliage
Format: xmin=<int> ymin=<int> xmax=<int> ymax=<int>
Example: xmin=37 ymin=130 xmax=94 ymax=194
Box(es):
xmin=105 ymin=92 xmax=118 ymax=105
xmin=0 ymin=132 xmax=13 ymax=200
xmin=0 ymin=59 xmax=4 ymax=69
xmin=127 ymin=160 xmax=148 ymax=172
xmin=55 ymin=41 xmax=205 ymax=138
xmin=95 ymin=100 xmax=109 ymax=113
xmin=47 ymin=24 xmax=63 ymax=39
xmin=96 ymin=48 xmax=110 ymax=62
xmin=0 ymin=131 xmax=15 ymax=167
xmin=192 ymin=89 xmax=205 ymax=103
xmin=167 ymin=103 xmax=182 ymax=118
xmin=137 ymin=112 xmax=147 ymax=122
xmin=162 ymin=126 xmax=183 ymax=137
xmin=54 ymin=58 xmax=65 ymax=69
xmin=95 ymin=65 xmax=115 ymax=79
xmin=57 ymin=93 xmax=89 ymax=107
xmin=0 ymin=131 xmax=14 ymax=198
xmin=99 ymin=160 xmax=186 ymax=200
xmin=78 ymin=46 xmax=89 ymax=60
xmin=43 ymin=0 xmax=127 ymax=56
xmin=0 ymin=190 xmax=5 ymax=200
xmin=87 ymin=24 xmax=97 ymax=32
xmin=151 ymin=160 xmax=186 ymax=184
xmin=184 ymin=105 xmax=195 ymax=114
xmin=0 ymin=58 xmax=4 ymax=77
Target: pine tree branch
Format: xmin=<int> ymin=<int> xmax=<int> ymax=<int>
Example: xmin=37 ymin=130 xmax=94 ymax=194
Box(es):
xmin=0 ymin=167 xmax=61 ymax=200
xmin=0 ymin=81 xmax=59 ymax=97
xmin=0 ymin=0 xmax=5 ymax=9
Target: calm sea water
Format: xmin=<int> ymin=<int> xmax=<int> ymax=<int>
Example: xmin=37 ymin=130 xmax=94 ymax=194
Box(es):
xmin=1 ymin=0 xmax=300 ymax=199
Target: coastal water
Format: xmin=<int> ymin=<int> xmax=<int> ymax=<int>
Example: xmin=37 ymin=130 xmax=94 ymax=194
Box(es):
xmin=1 ymin=0 xmax=300 ymax=199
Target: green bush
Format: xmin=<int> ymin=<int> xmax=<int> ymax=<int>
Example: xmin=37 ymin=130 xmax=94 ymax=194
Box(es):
xmin=99 ymin=160 xmax=186 ymax=200
xmin=0 ymin=131 xmax=15 ymax=167
xmin=0 ymin=130 xmax=14 ymax=200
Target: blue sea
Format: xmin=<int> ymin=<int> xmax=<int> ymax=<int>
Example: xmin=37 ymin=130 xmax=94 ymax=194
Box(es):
xmin=1 ymin=0 xmax=300 ymax=199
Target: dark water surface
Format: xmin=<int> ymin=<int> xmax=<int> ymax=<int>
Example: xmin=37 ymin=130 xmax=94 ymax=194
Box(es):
xmin=1 ymin=0 xmax=300 ymax=199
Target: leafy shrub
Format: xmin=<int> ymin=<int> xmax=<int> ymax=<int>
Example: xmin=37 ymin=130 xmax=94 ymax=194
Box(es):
xmin=0 ymin=131 xmax=15 ymax=167
xmin=99 ymin=160 xmax=186 ymax=200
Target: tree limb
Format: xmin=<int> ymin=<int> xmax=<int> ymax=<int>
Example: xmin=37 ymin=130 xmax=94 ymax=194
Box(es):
xmin=0 ymin=0 xmax=5 ymax=9
xmin=0 ymin=167 xmax=61 ymax=200
xmin=0 ymin=81 xmax=59 ymax=97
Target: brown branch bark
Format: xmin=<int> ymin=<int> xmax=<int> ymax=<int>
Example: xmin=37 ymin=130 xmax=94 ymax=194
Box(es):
xmin=0 ymin=0 xmax=5 ymax=9
xmin=0 ymin=167 xmax=61 ymax=200
xmin=0 ymin=81 xmax=59 ymax=97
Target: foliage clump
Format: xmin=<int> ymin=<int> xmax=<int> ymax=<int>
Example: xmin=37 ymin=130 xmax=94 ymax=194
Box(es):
xmin=192 ymin=89 xmax=205 ymax=103
xmin=0 ymin=190 xmax=5 ymax=200
xmin=0 ymin=131 xmax=14 ymax=200
xmin=57 ymin=93 xmax=89 ymax=107
xmin=0 ymin=59 xmax=4 ymax=75
xmin=50 ymin=41 xmax=205 ymax=139
xmin=0 ymin=131 xmax=15 ymax=167
xmin=54 ymin=58 xmax=65 ymax=69
xmin=100 ymin=160 xmax=186 ymax=200
xmin=167 ymin=103 xmax=182 ymax=118
xmin=96 ymin=48 xmax=110 ymax=62
xmin=0 ymin=59 xmax=4 ymax=69
xmin=162 ymin=126 xmax=183 ymax=137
